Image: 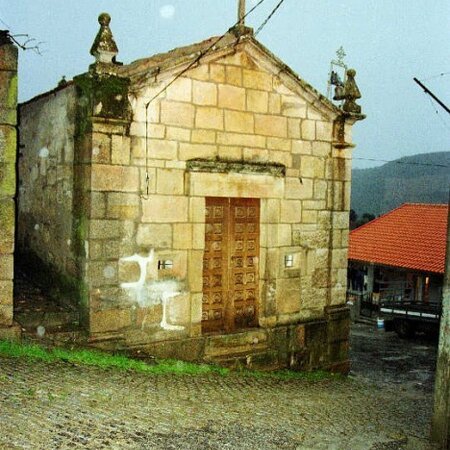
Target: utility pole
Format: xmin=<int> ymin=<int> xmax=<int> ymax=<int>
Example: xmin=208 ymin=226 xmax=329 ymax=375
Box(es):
xmin=431 ymin=199 xmax=450 ymax=448
xmin=238 ymin=0 xmax=246 ymax=26
xmin=414 ymin=76 xmax=450 ymax=448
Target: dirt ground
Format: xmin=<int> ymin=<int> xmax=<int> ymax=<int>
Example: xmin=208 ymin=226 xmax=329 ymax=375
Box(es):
xmin=0 ymin=323 xmax=440 ymax=449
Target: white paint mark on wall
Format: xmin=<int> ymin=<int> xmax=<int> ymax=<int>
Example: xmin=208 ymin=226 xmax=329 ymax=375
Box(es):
xmin=92 ymin=147 xmax=100 ymax=156
xmin=120 ymin=250 xmax=155 ymax=299
xmin=119 ymin=250 xmax=184 ymax=331
xmin=147 ymin=280 xmax=184 ymax=331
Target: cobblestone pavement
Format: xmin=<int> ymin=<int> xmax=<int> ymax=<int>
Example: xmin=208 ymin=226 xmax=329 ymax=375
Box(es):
xmin=350 ymin=323 xmax=438 ymax=393
xmin=0 ymin=324 xmax=439 ymax=450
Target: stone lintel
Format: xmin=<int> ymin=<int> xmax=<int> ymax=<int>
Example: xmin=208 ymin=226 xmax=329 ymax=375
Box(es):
xmin=187 ymin=171 xmax=285 ymax=199
xmin=186 ymin=158 xmax=286 ymax=177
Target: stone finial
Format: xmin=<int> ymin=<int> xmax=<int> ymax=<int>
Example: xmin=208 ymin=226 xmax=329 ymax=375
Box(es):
xmin=342 ymin=69 xmax=362 ymax=114
xmin=90 ymin=13 xmax=119 ymax=64
xmin=0 ymin=30 xmax=13 ymax=46
xmin=57 ymin=75 xmax=67 ymax=87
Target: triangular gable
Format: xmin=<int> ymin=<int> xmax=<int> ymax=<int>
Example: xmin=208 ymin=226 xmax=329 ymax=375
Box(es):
xmin=120 ymin=31 xmax=342 ymax=121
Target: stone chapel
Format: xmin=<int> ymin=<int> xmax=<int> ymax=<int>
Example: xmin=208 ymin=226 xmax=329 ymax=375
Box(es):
xmin=16 ymin=11 xmax=364 ymax=371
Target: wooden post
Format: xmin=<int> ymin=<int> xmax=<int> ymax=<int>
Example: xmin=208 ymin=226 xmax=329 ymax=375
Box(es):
xmin=238 ymin=0 xmax=246 ymax=26
xmin=431 ymin=200 xmax=450 ymax=448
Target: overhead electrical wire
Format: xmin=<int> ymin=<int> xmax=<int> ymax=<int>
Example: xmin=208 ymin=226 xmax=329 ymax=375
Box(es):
xmin=255 ymin=0 xmax=287 ymax=36
xmin=0 ymin=15 xmax=12 ymax=30
xmin=352 ymin=157 xmax=450 ymax=169
xmin=144 ymin=0 xmax=288 ymax=108
xmin=426 ymin=95 xmax=450 ymax=134
xmin=143 ymin=0 xmax=288 ymax=196
xmin=144 ymin=0 xmax=267 ymax=109
xmin=420 ymin=72 xmax=450 ymax=83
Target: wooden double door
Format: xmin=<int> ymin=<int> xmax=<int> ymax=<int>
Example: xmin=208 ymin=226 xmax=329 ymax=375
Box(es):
xmin=202 ymin=197 xmax=260 ymax=333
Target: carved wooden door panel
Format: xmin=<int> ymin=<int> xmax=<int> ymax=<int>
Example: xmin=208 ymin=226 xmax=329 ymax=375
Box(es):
xmin=202 ymin=198 xmax=229 ymax=333
xmin=202 ymin=197 xmax=259 ymax=333
xmin=229 ymin=198 xmax=259 ymax=329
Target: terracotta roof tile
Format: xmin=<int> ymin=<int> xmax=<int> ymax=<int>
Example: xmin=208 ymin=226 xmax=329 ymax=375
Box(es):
xmin=349 ymin=203 xmax=449 ymax=274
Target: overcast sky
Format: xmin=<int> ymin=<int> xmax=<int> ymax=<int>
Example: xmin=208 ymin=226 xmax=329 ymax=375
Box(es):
xmin=1 ymin=0 xmax=449 ymax=168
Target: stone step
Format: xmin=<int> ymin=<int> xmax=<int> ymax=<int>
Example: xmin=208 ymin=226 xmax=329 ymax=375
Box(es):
xmin=206 ymin=349 xmax=282 ymax=371
xmin=204 ymin=329 xmax=269 ymax=358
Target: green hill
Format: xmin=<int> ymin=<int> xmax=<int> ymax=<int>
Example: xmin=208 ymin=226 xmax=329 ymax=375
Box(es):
xmin=351 ymin=152 xmax=450 ymax=216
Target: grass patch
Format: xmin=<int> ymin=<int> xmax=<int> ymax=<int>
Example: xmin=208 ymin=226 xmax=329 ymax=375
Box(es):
xmin=0 ymin=340 xmax=341 ymax=381
xmin=0 ymin=339 xmax=228 ymax=377
xmin=0 ymin=339 xmax=55 ymax=362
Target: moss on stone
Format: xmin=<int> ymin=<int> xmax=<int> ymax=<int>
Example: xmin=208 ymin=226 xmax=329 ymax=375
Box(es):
xmin=0 ymin=126 xmax=17 ymax=164
xmin=0 ymin=163 xmax=15 ymax=196
xmin=74 ymin=72 xmax=131 ymax=137
xmin=7 ymin=74 xmax=17 ymax=109
xmin=0 ymin=199 xmax=14 ymax=230
xmin=73 ymin=214 xmax=88 ymax=259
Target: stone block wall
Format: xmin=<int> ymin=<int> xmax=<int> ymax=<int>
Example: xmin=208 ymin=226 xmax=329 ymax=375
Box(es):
xmin=84 ymin=44 xmax=354 ymax=359
xmin=0 ymin=32 xmax=19 ymax=336
xmin=18 ymin=86 xmax=79 ymax=290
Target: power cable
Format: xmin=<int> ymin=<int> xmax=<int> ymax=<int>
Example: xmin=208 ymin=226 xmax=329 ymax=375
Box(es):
xmin=142 ymin=0 xmax=271 ymax=197
xmin=144 ymin=0 xmax=266 ymax=109
xmin=353 ymin=157 xmax=450 ymax=169
xmin=0 ymin=15 xmax=12 ymax=30
xmin=420 ymin=72 xmax=450 ymax=83
xmin=426 ymin=96 xmax=450 ymax=134
xmin=254 ymin=0 xmax=287 ymax=36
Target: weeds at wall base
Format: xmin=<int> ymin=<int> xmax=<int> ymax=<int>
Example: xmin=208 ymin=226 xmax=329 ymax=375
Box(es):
xmin=0 ymin=339 xmax=342 ymax=381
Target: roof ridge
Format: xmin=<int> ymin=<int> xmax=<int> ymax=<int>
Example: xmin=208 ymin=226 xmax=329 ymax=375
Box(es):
xmin=350 ymin=202 xmax=449 ymax=236
xmin=401 ymin=202 xmax=448 ymax=208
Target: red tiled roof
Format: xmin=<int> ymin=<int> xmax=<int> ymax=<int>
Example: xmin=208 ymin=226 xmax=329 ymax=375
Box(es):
xmin=349 ymin=203 xmax=449 ymax=274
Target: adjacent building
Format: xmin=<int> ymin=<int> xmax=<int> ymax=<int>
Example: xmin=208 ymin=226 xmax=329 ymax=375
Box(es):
xmin=348 ymin=203 xmax=448 ymax=306
xmin=0 ymin=31 xmax=20 ymax=339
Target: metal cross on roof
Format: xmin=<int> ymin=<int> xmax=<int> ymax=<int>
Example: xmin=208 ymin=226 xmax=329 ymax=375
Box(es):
xmin=336 ymin=46 xmax=347 ymax=65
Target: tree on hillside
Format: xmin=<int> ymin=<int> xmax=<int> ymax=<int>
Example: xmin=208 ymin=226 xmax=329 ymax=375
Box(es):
xmin=349 ymin=210 xmax=376 ymax=229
